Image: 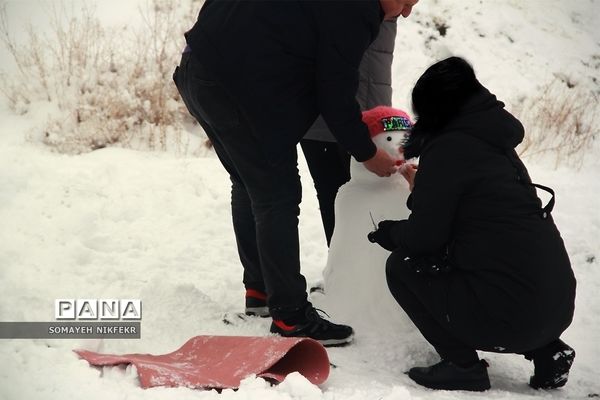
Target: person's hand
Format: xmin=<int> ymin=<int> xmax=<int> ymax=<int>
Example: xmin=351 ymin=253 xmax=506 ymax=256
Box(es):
xmin=367 ymin=220 xmax=400 ymax=251
xmin=362 ymin=148 xmax=399 ymax=177
xmin=399 ymin=163 xmax=418 ymax=191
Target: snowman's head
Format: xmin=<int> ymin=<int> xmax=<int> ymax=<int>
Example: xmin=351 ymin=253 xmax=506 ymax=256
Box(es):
xmin=362 ymin=106 xmax=413 ymax=160
xmin=371 ymin=129 xmax=407 ymax=159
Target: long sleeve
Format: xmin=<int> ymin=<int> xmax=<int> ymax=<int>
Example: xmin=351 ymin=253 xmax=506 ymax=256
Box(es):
xmin=392 ymin=134 xmax=474 ymax=255
xmin=311 ymin=1 xmax=383 ymax=161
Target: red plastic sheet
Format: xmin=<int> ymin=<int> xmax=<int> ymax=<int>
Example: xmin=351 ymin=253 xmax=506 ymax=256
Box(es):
xmin=75 ymin=335 xmax=330 ymax=389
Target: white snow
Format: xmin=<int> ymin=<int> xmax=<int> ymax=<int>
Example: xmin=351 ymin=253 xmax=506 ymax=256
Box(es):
xmin=1 ymin=1 xmax=599 ymax=399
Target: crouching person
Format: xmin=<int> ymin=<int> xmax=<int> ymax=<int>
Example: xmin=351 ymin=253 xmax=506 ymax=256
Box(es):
xmin=369 ymin=57 xmax=576 ymax=391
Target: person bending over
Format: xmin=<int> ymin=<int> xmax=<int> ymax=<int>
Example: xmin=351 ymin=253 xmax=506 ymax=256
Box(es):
xmin=174 ymin=0 xmax=419 ymax=346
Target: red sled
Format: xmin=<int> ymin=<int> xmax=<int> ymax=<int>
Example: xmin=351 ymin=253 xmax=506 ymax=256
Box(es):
xmin=75 ymin=335 xmax=330 ymax=390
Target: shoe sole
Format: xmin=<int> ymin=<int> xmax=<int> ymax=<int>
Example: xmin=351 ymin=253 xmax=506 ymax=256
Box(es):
xmin=319 ymin=333 xmax=354 ymax=347
xmin=409 ymin=376 xmax=491 ymax=392
xmin=222 ymin=312 xmax=266 ymax=325
xmin=269 ymin=332 xmax=354 ymax=347
xmin=309 ymin=285 xmax=325 ymax=294
xmin=245 ymin=306 xmax=270 ymax=318
xmin=408 ymin=369 xmax=491 ymax=392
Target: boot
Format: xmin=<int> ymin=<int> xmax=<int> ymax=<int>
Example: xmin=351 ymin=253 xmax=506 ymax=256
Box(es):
xmin=525 ymin=339 xmax=575 ymax=389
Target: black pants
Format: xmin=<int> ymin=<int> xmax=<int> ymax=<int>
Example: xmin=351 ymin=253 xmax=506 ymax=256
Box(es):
xmin=385 ymin=251 xmax=479 ymax=364
xmin=300 ymin=139 xmax=351 ymax=246
xmin=173 ymin=52 xmax=307 ymax=319
xmin=385 ymin=250 xmax=562 ymax=364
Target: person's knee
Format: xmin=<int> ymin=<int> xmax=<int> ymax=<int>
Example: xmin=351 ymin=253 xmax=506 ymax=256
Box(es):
xmin=386 ymin=249 xmax=411 ymax=285
xmin=250 ymin=174 xmax=302 ymax=214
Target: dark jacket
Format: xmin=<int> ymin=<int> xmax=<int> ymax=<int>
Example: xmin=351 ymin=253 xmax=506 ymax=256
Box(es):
xmin=185 ymin=0 xmax=384 ymax=162
xmin=304 ymin=20 xmax=397 ymax=142
xmin=392 ymin=87 xmax=576 ymax=349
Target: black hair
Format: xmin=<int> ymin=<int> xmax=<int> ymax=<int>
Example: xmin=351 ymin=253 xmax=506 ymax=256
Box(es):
xmin=404 ymin=57 xmax=482 ymax=158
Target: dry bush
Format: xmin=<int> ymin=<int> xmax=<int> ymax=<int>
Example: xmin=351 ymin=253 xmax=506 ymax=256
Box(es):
xmin=514 ymin=79 xmax=598 ymax=168
xmin=0 ymin=0 xmax=203 ymax=154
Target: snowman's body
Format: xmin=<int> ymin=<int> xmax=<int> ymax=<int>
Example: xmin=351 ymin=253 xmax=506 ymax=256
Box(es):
xmin=321 ymin=129 xmax=413 ymax=334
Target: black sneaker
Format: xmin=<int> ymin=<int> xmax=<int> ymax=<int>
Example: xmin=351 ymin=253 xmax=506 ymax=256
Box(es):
xmin=526 ymin=339 xmax=575 ymax=389
xmin=270 ymin=306 xmax=354 ymax=347
xmin=245 ymin=289 xmax=269 ymax=317
xmin=408 ymin=359 xmax=491 ymax=391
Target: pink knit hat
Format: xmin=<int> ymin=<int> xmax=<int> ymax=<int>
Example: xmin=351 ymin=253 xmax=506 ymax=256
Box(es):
xmin=362 ymin=106 xmax=413 ymax=138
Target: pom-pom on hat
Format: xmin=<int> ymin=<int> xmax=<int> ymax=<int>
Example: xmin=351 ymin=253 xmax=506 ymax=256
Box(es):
xmin=362 ymin=106 xmax=413 ymax=138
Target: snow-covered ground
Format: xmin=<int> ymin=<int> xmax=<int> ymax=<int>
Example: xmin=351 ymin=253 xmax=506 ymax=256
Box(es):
xmin=1 ymin=1 xmax=599 ymax=399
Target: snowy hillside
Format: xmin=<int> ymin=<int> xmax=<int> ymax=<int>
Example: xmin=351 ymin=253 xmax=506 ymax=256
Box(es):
xmin=1 ymin=1 xmax=599 ymax=399
xmin=391 ymin=0 xmax=600 ymax=103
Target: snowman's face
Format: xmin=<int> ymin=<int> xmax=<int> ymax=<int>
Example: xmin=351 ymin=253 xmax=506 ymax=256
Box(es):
xmin=371 ymin=130 xmax=409 ymax=159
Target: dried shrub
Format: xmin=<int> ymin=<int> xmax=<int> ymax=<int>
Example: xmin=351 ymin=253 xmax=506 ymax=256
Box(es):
xmin=0 ymin=0 xmax=204 ymax=154
xmin=514 ymin=79 xmax=598 ymax=168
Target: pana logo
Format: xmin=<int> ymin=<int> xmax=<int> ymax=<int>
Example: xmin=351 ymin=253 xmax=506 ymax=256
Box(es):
xmin=55 ymin=299 xmax=142 ymax=320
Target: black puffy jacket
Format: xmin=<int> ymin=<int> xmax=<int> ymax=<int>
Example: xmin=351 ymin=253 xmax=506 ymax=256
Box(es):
xmin=392 ymin=87 xmax=576 ymax=349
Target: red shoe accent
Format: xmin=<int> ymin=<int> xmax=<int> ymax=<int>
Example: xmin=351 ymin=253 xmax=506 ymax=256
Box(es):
xmin=245 ymin=289 xmax=267 ymax=301
xmin=273 ymin=319 xmax=297 ymax=332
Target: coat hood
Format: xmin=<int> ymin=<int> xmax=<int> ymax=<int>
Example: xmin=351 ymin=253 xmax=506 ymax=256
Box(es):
xmin=444 ymin=87 xmax=525 ymax=150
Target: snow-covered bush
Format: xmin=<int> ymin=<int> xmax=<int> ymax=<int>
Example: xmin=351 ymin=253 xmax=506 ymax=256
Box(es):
xmin=0 ymin=0 xmax=203 ymax=154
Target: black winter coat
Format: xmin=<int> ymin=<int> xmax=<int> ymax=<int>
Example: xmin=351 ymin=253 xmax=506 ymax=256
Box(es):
xmin=304 ymin=20 xmax=397 ymax=142
xmin=392 ymin=87 xmax=576 ymax=350
xmin=185 ymin=0 xmax=384 ymax=162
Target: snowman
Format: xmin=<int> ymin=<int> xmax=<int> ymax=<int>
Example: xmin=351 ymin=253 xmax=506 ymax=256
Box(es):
xmin=318 ymin=106 xmax=415 ymax=335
